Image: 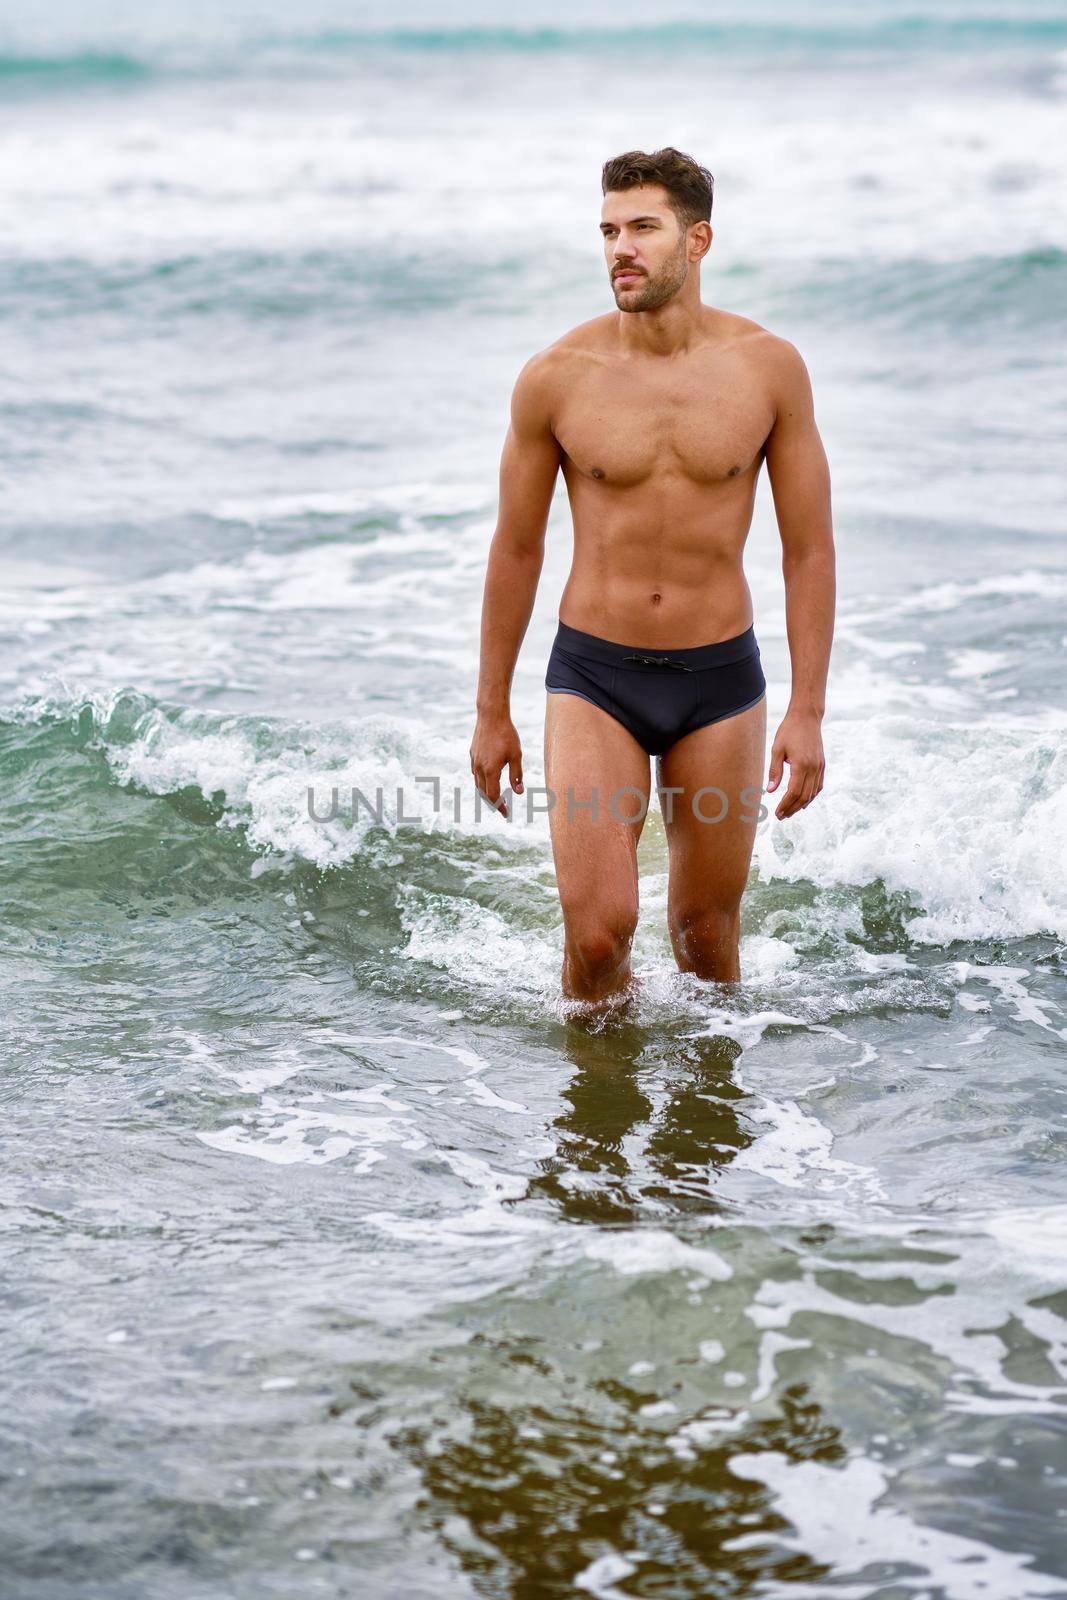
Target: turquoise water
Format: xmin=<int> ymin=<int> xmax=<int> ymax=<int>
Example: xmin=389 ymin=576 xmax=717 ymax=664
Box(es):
xmin=2 ymin=3 xmax=1067 ymax=1595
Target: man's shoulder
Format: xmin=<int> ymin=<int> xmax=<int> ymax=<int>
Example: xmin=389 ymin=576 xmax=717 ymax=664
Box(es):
xmin=511 ymin=318 xmax=614 ymax=421
xmin=715 ymin=310 xmax=802 ymax=366
xmin=716 ymin=314 xmax=812 ymax=416
xmin=521 ymin=315 xmax=615 ymax=376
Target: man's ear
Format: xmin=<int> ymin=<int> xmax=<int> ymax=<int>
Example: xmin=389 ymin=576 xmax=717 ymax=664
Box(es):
xmin=691 ymin=222 xmax=713 ymax=262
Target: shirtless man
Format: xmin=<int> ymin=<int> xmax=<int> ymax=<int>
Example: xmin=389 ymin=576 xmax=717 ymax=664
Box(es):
xmin=470 ymin=146 xmax=835 ymax=1013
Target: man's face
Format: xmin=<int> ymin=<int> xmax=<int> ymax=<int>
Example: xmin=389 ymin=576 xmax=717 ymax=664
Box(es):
xmin=600 ymin=185 xmax=692 ymax=312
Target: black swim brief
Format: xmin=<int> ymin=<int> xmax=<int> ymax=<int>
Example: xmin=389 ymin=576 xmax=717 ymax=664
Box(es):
xmin=545 ymin=617 xmax=766 ymax=756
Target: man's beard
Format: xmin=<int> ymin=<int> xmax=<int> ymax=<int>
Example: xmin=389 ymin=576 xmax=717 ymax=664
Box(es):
xmin=616 ymin=237 xmax=689 ymax=311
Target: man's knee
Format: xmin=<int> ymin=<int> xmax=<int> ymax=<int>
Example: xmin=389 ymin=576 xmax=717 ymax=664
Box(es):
xmin=564 ymin=907 xmax=638 ymax=980
xmin=670 ymin=905 xmax=740 ymax=963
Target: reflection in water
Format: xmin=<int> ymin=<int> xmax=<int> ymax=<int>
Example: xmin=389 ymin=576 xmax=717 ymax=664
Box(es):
xmin=378 ymin=1021 xmax=846 ymax=1595
xmin=393 ymin=1366 xmax=844 ymax=1595
xmin=517 ymin=1024 xmax=754 ymax=1225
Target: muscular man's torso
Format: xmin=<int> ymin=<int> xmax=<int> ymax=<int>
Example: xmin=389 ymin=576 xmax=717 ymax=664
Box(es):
xmin=544 ymin=306 xmax=779 ymax=648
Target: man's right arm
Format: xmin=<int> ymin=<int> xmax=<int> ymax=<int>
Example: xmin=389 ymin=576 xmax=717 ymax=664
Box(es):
xmin=470 ymin=352 xmax=561 ymax=817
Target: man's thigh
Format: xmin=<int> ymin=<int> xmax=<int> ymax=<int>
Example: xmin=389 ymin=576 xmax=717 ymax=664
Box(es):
xmin=657 ymin=696 xmax=768 ymax=923
xmin=544 ymin=691 xmax=652 ymax=926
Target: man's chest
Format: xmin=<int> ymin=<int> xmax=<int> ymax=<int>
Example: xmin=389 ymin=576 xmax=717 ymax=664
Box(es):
xmin=554 ymin=362 xmax=775 ymax=489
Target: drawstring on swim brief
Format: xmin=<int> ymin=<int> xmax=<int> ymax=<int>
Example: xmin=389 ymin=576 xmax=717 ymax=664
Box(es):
xmin=622 ymin=653 xmax=694 ymax=672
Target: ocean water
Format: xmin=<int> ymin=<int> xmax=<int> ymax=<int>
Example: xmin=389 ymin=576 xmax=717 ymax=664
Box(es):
xmin=2 ymin=2 xmax=1067 ymax=1595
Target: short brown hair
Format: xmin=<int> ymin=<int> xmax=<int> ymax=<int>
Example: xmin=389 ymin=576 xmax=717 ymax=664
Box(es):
xmin=601 ymin=147 xmax=714 ymax=232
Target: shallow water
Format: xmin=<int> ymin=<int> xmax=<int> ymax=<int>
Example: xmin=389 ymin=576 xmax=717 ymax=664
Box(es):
xmin=2 ymin=2 xmax=1067 ymax=1595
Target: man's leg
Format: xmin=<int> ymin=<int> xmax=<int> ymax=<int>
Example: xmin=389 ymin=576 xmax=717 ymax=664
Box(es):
xmin=657 ymin=696 xmax=767 ymax=985
xmin=544 ymin=691 xmax=652 ymax=1009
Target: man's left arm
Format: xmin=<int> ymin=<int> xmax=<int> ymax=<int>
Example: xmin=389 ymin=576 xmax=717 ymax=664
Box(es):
xmin=762 ymin=338 xmax=836 ymax=820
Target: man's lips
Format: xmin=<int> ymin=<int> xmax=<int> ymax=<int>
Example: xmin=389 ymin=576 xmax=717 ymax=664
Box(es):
xmin=614 ymin=271 xmax=643 ymax=282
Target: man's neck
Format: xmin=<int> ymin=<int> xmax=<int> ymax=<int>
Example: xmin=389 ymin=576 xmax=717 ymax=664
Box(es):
xmin=614 ymin=296 xmax=717 ymax=360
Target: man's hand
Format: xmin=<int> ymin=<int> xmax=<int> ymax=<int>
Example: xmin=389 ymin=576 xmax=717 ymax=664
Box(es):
xmin=469 ymin=713 xmax=524 ymax=820
xmin=766 ymin=710 xmax=825 ymax=820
